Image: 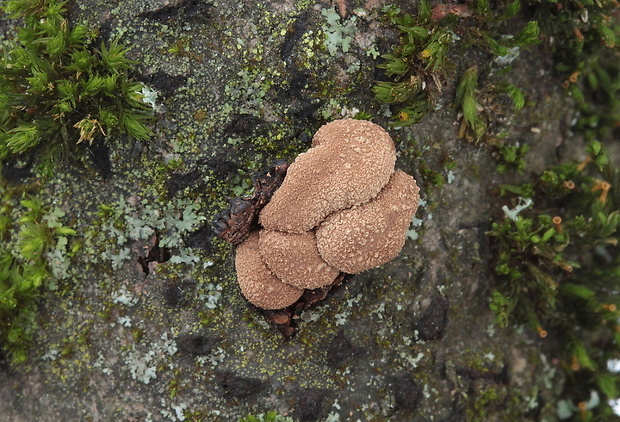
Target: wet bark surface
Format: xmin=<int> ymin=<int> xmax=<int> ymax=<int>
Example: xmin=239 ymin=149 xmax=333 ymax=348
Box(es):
xmin=0 ymin=0 xmax=603 ymax=421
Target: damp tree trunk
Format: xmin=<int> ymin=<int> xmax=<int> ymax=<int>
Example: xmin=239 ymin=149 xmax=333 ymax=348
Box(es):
xmin=1 ymin=1 xmax=619 ymax=421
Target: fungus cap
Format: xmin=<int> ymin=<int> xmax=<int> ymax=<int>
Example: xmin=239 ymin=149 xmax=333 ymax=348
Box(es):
xmin=259 ymin=119 xmax=396 ymax=233
xmin=259 ymin=229 xmax=340 ymax=289
xmin=316 ymin=170 xmax=420 ymax=274
xmin=235 ymin=231 xmax=304 ymax=309
xmin=311 ymin=118 xmax=392 ymax=149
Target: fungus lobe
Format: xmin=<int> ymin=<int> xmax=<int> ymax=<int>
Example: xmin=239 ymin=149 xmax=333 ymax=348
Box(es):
xmin=259 ymin=119 xmax=396 ymax=233
xmin=220 ymin=119 xmax=421 ymax=316
xmin=259 ymin=229 xmax=339 ymax=289
xmin=235 ymin=231 xmax=304 ymax=310
xmin=316 ymin=170 xmax=420 ymax=274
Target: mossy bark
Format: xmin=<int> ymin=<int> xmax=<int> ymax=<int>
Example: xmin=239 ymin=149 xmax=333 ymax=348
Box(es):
xmin=0 ymin=1 xmax=617 ymax=421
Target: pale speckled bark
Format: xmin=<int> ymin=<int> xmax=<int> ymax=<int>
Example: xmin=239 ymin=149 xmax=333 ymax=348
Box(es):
xmin=0 ymin=0 xmax=597 ymax=421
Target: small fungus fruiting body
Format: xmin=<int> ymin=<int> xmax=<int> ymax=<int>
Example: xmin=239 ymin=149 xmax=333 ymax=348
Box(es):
xmin=235 ymin=231 xmax=304 ymax=310
xmin=316 ymin=170 xmax=420 ymax=274
xmin=259 ymin=119 xmax=396 ymax=233
xmin=232 ymin=119 xmax=420 ymax=310
xmin=259 ymin=230 xmax=340 ymax=289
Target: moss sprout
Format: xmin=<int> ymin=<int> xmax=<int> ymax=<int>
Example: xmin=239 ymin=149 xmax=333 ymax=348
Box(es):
xmin=240 ymin=411 xmax=296 ymax=422
xmin=487 ymin=139 xmax=620 ymax=418
xmin=0 ymin=0 xmax=154 ymax=177
xmin=0 ymin=190 xmax=77 ymax=363
xmin=374 ymin=1 xmax=539 ymax=129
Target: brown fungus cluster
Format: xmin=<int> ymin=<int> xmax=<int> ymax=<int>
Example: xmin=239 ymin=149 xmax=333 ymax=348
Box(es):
xmin=232 ymin=119 xmax=420 ymax=310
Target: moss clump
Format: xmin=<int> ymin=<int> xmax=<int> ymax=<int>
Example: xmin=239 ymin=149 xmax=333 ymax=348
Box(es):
xmin=530 ymin=0 xmax=619 ymax=142
xmin=374 ymin=0 xmax=539 ymax=130
xmin=0 ymin=0 xmax=153 ymax=177
xmin=240 ymin=411 xmax=296 ymax=422
xmin=0 ymin=191 xmax=77 ymax=363
xmin=0 ymin=0 xmax=157 ymax=365
xmin=372 ymin=1 xmax=453 ymax=128
xmin=483 ymin=5 xmax=619 ymax=415
xmin=487 ymin=140 xmax=620 ymax=418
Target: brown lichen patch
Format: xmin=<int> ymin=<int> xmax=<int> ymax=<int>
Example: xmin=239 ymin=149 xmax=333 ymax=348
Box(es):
xmin=316 ymin=170 xmax=420 ymax=274
xmin=259 ymin=119 xmax=396 ymax=233
xmin=213 ymin=160 xmax=289 ymax=246
xmin=235 ymin=231 xmax=304 ymax=310
xmin=261 ymin=273 xmax=349 ymax=338
xmin=259 ymin=229 xmax=339 ymax=289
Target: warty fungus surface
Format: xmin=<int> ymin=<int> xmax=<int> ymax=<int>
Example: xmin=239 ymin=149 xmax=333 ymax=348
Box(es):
xmin=229 ymin=119 xmax=420 ymax=311
xmin=259 ymin=119 xmax=397 ymax=233
xmin=234 ymin=231 xmax=304 ymax=310
xmin=316 ymin=170 xmax=420 ymax=274
xmin=258 ymin=230 xmax=340 ymax=290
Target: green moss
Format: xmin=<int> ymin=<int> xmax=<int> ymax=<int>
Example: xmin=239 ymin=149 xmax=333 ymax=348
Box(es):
xmin=487 ymin=138 xmax=620 ymax=416
xmin=529 ymin=0 xmax=619 ymax=140
xmin=455 ymin=66 xmax=487 ymax=141
xmin=0 ymin=0 xmax=154 ymax=178
xmin=481 ymin=4 xmax=619 ymax=413
xmin=240 ymin=412 xmax=296 ymax=422
xmin=494 ymin=142 xmax=529 ymax=174
xmin=466 ymin=383 xmax=529 ymax=421
xmin=0 ymin=188 xmax=77 ymax=363
xmin=374 ymin=1 xmax=539 ymax=129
